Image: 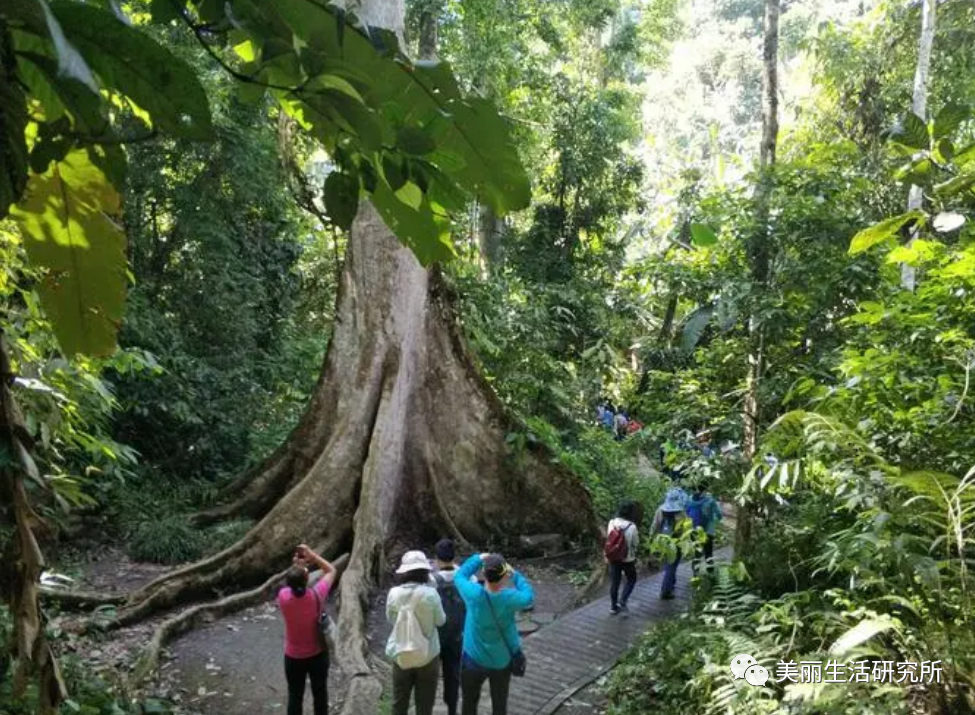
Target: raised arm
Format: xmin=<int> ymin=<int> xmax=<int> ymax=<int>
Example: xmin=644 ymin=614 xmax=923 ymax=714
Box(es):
xmin=455 ymin=554 xmax=483 ymax=602
xmin=502 ymin=570 xmax=534 ymax=611
xmin=297 ymin=544 xmax=337 ymax=588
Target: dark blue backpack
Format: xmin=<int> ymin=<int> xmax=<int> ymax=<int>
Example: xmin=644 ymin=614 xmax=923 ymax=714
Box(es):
xmin=686 ymin=500 xmax=705 ymax=529
xmin=434 ymin=573 xmax=466 ymax=647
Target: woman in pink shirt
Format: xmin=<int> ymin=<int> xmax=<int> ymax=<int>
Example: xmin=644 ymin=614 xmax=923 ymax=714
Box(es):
xmin=279 ymin=544 xmax=337 ymax=715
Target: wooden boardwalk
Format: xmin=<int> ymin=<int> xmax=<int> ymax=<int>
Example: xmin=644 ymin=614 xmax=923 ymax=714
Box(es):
xmin=433 ymin=549 xmax=730 ymax=715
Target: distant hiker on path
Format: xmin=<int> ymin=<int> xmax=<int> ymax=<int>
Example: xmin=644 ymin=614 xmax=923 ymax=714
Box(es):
xmin=278 ymin=544 xmax=337 ymax=715
xmin=433 ymin=539 xmax=466 ymax=715
xmin=652 ymin=488 xmax=689 ymax=599
xmin=455 ymin=553 xmax=534 ymax=715
xmin=386 ymin=550 xmax=447 ymax=715
xmin=686 ymin=481 xmax=722 ymax=573
xmin=605 ymin=501 xmax=640 ymax=615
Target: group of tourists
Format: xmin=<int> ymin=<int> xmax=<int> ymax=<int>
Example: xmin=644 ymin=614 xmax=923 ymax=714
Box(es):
xmin=278 ymin=540 xmax=532 ymax=715
xmin=596 ymin=400 xmax=643 ymax=441
xmin=603 ymin=481 xmax=723 ymax=605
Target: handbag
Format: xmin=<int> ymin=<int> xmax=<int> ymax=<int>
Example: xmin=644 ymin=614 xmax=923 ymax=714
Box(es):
xmin=312 ymin=587 xmax=337 ymax=654
xmin=483 ymin=592 xmax=527 ymax=677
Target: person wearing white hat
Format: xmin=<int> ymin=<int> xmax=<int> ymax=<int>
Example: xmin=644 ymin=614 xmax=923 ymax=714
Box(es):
xmin=652 ymin=487 xmax=689 ymax=599
xmin=386 ymin=550 xmax=447 ymax=715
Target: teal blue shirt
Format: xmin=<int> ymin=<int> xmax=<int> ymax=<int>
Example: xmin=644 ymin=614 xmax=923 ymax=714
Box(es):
xmin=455 ymin=554 xmax=534 ymax=669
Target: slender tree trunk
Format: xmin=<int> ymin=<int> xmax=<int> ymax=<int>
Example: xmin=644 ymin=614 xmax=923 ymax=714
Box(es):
xmin=0 ymin=333 xmax=66 ymax=715
xmin=117 ymin=3 xmax=598 ymax=712
xmin=738 ymin=0 xmax=779 ymax=555
xmin=477 ymin=201 xmax=504 ymax=276
xmin=901 ymin=0 xmax=937 ymax=292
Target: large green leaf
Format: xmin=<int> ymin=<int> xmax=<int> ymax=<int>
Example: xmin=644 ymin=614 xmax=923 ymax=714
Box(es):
xmin=889 ymin=112 xmax=929 ymax=151
xmin=49 ymin=0 xmax=213 ymax=140
xmin=689 ymin=222 xmax=718 ymax=247
xmin=322 ymin=170 xmax=359 ymax=231
xmin=933 ymin=104 xmax=971 ymax=141
xmin=371 ymin=181 xmax=454 ymax=266
xmin=849 ymin=210 xmax=926 ymax=255
xmin=10 ymin=148 xmax=126 ymax=357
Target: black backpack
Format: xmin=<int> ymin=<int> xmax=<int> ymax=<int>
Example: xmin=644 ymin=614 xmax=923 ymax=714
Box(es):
xmin=434 ymin=572 xmax=466 ymax=646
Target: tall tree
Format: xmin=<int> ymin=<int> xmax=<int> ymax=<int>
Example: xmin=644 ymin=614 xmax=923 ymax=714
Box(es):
xmin=114 ymin=3 xmax=597 ymax=714
xmin=901 ymin=0 xmax=937 ymax=292
xmin=738 ymin=0 xmax=780 ymax=552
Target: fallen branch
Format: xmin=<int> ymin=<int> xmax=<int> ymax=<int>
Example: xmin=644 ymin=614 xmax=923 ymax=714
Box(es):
xmin=39 ymin=588 xmax=126 ymax=609
xmin=131 ymin=553 xmax=349 ymax=685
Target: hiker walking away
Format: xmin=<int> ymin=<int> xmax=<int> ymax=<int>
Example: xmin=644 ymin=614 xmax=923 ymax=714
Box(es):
xmin=652 ymin=488 xmax=689 ymax=599
xmin=386 ymin=550 xmax=446 ymax=715
xmin=455 ymin=553 xmax=534 ymax=715
xmin=605 ymin=501 xmax=639 ymax=615
xmin=601 ymin=400 xmax=616 ymax=432
xmin=614 ymin=409 xmax=629 ymax=441
xmin=278 ymin=544 xmax=337 ymax=715
xmin=686 ymin=482 xmax=722 ymax=573
xmin=433 ymin=539 xmax=466 ymax=715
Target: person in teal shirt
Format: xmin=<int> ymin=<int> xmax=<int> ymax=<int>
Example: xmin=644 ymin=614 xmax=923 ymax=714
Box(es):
xmin=454 ymin=553 xmax=533 ymax=715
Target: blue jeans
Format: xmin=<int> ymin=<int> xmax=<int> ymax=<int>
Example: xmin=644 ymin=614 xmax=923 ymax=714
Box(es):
xmin=661 ymin=550 xmax=682 ymax=597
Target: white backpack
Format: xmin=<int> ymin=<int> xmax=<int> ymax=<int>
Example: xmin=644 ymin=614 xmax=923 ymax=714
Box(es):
xmin=392 ymin=589 xmax=430 ymax=669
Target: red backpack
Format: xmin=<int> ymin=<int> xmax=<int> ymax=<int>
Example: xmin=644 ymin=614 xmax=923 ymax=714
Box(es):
xmin=604 ymin=523 xmax=631 ymax=563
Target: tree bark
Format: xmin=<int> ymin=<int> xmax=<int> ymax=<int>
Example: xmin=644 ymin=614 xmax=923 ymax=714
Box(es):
xmin=738 ymin=0 xmax=779 ymax=555
xmin=117 ymin=6 xmax=598 ymax=713
xmin=477 ymin=201 xmax=504 ymax=276
xmin=0 ymin=333 xmax=66 ymax=715
xmin=901 ymin=0 xmax=936 ymax=292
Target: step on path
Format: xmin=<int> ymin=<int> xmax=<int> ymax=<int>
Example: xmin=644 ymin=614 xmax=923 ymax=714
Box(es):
xmin=430 ymin=547 xmax=732 ymax=715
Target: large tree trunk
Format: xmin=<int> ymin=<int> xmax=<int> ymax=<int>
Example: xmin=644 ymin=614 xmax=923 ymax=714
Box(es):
xmin=117 ymin=6 xmax=597 ymax=711
xmin=901 ymin=0 xmax=936 ymax=292
xmin=738 ymin=0 xmax=779 ymax=554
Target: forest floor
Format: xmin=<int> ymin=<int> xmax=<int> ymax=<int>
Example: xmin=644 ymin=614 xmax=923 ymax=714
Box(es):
xmin=53 ymin=546 xmax=623 ymax=715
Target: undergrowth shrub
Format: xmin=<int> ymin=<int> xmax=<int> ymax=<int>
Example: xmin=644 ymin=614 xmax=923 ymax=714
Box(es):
xmin=127 ymin=515 xmax=204 ymax=564
xmin=522 ymin=419 xmax=667 ymax=526
xmin=205 ymin=518 xmax=254 ymax=554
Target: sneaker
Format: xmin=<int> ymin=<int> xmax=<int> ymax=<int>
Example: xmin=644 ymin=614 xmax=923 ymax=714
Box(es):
xmin=610 ymin=605 xmax=620 ymax=615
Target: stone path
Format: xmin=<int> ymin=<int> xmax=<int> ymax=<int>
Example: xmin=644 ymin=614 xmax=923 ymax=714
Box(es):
xmin=435 ymin=548 xmax=731 ymax=715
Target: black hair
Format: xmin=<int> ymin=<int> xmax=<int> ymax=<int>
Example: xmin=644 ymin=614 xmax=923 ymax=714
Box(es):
xmin=617 ymin=500 xmax=638 ymax=521
xmin=286 ymin=566 xmax=309 ymax=597
xmin=398 ymin=569 xmax=431 ymax=585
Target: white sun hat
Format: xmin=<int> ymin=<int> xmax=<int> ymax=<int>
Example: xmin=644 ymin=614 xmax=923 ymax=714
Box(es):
xmin=395 ymin=550 xmax=432 ymax=574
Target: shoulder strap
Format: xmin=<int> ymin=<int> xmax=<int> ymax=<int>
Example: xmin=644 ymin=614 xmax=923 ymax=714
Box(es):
xmin=482 ymin=591 xmax=515 ymax=658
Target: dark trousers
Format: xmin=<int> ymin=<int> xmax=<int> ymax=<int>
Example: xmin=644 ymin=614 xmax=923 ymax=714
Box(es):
xmin=441 ymin=639 xmax=462 ymax=715
xmin=661 ymin=550 xmax=682 ymax=598
xmin=609 ymin=561 xmax=637 ymax=608
xmin=284 ymin=651 xmax=328 ymax=715
xmin=392 ymin=657 xmax=440 ymax=715
xmin=461 ymin=654 xmax=511 ymax=715
xmin=693 ymin=534 xmax=715 ymax=573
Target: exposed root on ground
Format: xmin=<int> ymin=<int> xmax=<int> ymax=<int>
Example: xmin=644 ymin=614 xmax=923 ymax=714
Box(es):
xmin=131 ymin=554 xmax=350 ymax=685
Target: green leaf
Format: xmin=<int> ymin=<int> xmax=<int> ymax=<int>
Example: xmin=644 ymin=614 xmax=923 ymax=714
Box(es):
xmin=38 ymin=0 xmax=99 ymax=93
xmin=11 ymin=148 xmax=126 ymax=357
xmin=889 ymin=112 xmax=929 ymax=151
xmin=395 ymin=181 xmax=422 ymax=210
xmin=933 ymin=138 xmax=954 ymax=165
xmin=0 ymin=62 xmax=30 ymax=220
xmin=829 ymin=616 xmax=895 ymax=657
xmin=849 ymin=210 xmax=926 ymax=255
xmin=372 ymin=181 xmax=454 ymax=266
xmin=934 ymin=173 xmax=975 ymax=198
xmin=149 ymin=0 xmax=180 ymax=23
xmin=689 ymin=222 xmax=718 ymax=247
xmin=933 ymin=104 xmax=971 ymax=140
xmin=681 ymin=305 xmax=714 ymax=352
xmin=49 ymin=0 xmax=213 ymax=139
xmin=396 ymin=126 xmax=436 ymax=156
xmin=322 ymin=171 xmax=359 ymax=231
xmin=381 ymin=154 xmax=407 ymax=191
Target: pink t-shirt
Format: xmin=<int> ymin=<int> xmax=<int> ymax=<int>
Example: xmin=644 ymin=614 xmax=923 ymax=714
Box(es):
xmin=278 ymin=579 xmax=331 ymax=659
